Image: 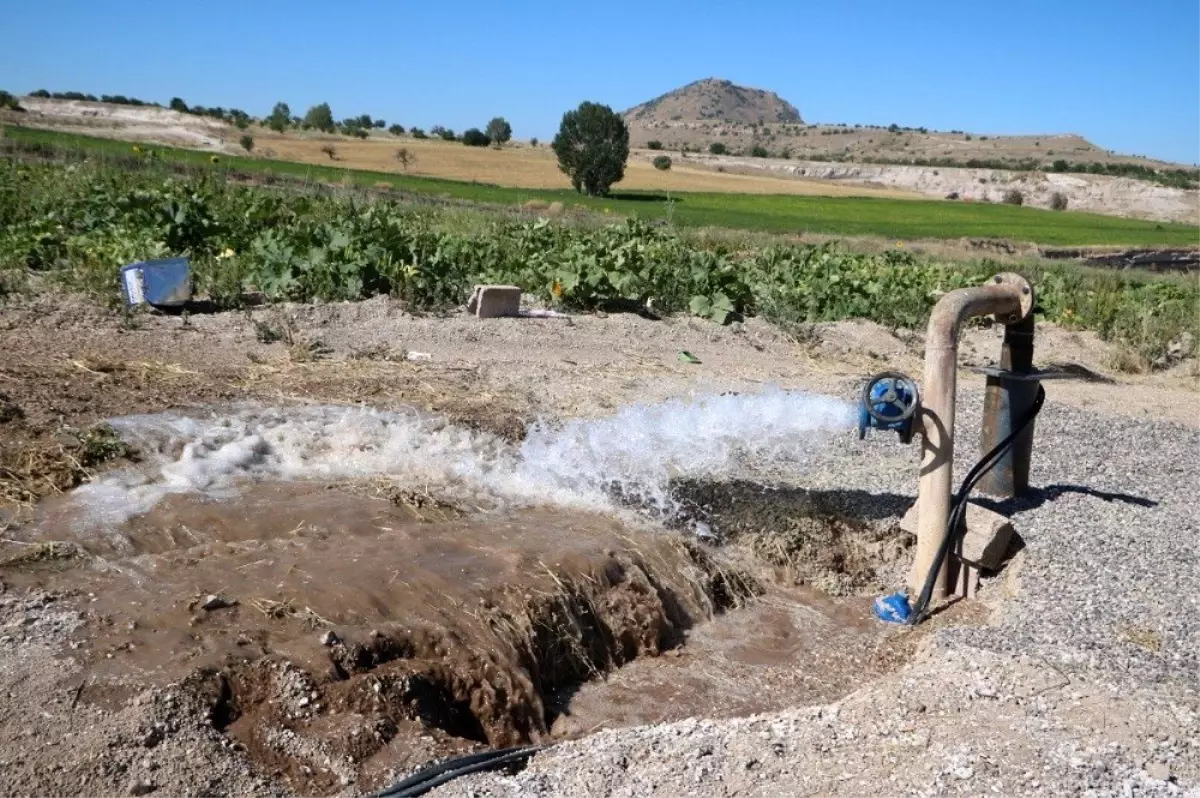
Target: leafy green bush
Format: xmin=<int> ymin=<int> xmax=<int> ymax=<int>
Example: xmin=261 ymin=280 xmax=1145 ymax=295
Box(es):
xmin=266 ymin=102 xmax=291 ymax=133
xmin=411 ymin=128 xmax=428 ymax=139
xmin=0 ymin=159 xmax=1193 ymax=359
xmin=461 ymin=128 xmax=491 ymax=147
xmin=303 ymin=103 xmax=336 ymax=133
xmin=647 ymin=140 xmax=663 ymax=150
xmin=652 ymin=155 xmax=672 ymax=171
xmin=751 ymin=145 xmax=768 ymax=158
xmin=551 ymin=101 xmax=629 ymax=197
xmin=1002 ymin=189 xmax=1024 ymax=206
xmin=388 ymin=124 xmax=405 ymax=136
xmin=1050 ymin=191 xmax=1068 ymax=211
xmin=239 ymin=135 xmax=254 ymax=152
xmin=709 ymin=142 xmax=727 ymax=155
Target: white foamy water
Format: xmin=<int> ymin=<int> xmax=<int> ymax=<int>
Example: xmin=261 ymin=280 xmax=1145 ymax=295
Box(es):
xmin=68 ymin=387 xmax=855 ymax=529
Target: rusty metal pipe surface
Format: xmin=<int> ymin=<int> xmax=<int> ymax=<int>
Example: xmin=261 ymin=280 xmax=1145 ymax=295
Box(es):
xmin=909 ymin=279 xmax=1029 ymax=599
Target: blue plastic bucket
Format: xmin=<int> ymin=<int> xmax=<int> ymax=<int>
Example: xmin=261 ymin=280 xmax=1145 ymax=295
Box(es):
xmin=120 ymin=257 xmax=193 ymax=307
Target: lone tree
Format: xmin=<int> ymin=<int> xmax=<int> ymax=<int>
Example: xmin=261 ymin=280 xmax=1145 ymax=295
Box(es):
xmin=169 ymin=97 xmax=188 ymax=113
xmin=485 ymin=117 xmax=512 ymax=148
xmin=551 ymin=101 xmax=629 ymax=196
xmin=239 ymin=134 xmax=254 ymax=152
xmin=394 ymin=147 xmax=415 ymax=171
xmin=267 ymin=101 xmax=291 ymax=133
xmin=303 ymin=102 xmax=335 ymax=133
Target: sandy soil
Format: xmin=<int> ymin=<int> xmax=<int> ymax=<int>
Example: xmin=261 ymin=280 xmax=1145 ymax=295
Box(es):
xmin=0 ymin=294 xmax=1195 ymax=796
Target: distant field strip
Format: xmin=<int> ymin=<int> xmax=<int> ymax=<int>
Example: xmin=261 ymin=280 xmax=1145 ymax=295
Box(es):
xmin=4 ymin=126 xmax=1197 ymax=247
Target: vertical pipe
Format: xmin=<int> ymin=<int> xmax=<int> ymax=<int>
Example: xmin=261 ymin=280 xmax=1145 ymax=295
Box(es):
xmin=910 ymin=331 xmax=958 ymax=598
xmin=979 ymin=314 xmax=1037 ymax=497
xmin=907 ymin=276 xmax=1032 ymax=600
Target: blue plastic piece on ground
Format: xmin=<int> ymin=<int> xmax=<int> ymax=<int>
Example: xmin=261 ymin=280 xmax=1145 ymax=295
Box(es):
xmin=873 ymin=591 xmax=912 ymax=624
xmin=120 ymin=257 xmax=193 ymax=307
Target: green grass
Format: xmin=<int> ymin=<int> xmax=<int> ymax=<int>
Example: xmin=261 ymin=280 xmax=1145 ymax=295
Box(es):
xmin=4 ymin=125 xmax=1198 ymax=247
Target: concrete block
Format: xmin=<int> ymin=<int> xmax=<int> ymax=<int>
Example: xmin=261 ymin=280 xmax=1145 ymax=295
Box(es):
xmin=899 ymin=500 xmax=1015 ymax=571
xmin=468 ymin=285 xmax=522 ymax=318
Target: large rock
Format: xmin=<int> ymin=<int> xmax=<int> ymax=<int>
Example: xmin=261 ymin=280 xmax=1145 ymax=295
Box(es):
xmin=467 ymin=285 xmax=522 ymax=319
xmin=900 ymin=501 xmax=1015 ymax=571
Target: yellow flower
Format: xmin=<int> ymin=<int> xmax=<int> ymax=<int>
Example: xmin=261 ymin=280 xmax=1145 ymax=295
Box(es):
xmin=132 ymin=145 xmax=142 ymax=153
xmin=210 ymin=155 xmax=220 ymax=164
xmin=217 ymin=248 xmax=235 ymax=260
xmin=1062 ymin=308 xmax=1076 ymax=321
xmin=895 ymin=241 xmax=904 ymax=248
xmin=551 ymin=280 xmax=564 ymax=298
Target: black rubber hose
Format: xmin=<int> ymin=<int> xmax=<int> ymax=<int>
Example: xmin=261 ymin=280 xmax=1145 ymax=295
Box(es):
xmin=908 ymin=384 xmax=1045 ymax=624
xmin=368 ymin=745 xmax=547 ymax=798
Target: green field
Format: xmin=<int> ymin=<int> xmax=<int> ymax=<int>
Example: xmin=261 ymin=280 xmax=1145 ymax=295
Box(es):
xmin=4 ymin=125 xmax=1197 ymax=247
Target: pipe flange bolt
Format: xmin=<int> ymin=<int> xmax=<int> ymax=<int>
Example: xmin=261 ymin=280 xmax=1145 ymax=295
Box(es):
xmin=988 ymin=273 xmax=1035 ymax=324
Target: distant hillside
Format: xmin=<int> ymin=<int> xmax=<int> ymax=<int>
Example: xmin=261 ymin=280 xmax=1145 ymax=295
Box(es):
xmin=625 ymin=78 xmax=802 ymax=126
xmin=622 ymin=79 xmax=1191 ymax=177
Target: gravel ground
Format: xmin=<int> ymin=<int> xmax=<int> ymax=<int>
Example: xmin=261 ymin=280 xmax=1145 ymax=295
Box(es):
xmin=429 ymin=393 xmax=1200 ymax=797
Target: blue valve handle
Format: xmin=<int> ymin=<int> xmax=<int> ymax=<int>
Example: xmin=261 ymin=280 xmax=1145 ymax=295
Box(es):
xmin=858 ymin=371 xmax=920 ymax=443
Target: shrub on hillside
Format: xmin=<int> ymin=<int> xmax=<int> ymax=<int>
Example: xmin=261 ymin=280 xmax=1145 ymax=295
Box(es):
xmin=1050 ymin=191 xmax=1069 ymax=211
xmin=461 ymin=128 xmax=491 ymax=147
xmin=751 ymin=145 xmax=769 ymax=158
xmin=709 ymin=142 xmax=727 ymax=155
xmin=239 ymin=135 xmax=254 ymax=153
xmin=530 ymin=137 xmax=538 ymax=147
xmin=652 ymin=155 xmax=672 ymax=171
xmin=303 ymin=103 xmax=335 ymax=133
xmin=647 ymin=140 xmax=663 ymax=150
xmin=486 ymin=117 xmax=512 ymax=147
xmin=388 ymin=124 xmax=405 ymax=136
xmin=267 ymin=102 xmax=291 ymax=133
xmin=1002 ymin=189 xmax=1024 ymax=206
xmin=320 ymin=144 xmax=337 ymax=160
xmin=411 ymin=128 xmax=428 ymax=139
xmin=394 ymin=148 xmax=415 ymax=170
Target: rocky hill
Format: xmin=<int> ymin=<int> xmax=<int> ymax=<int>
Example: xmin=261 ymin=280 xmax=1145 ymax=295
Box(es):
xmin=622 ymin=79 xmax=1190 ymax=176
xmin=625 ymin=78 xmax=802 ymax=126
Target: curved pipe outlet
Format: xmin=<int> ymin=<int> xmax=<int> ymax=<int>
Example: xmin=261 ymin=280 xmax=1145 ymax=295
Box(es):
xmin=909 ymin=274 xmax=1033 ymax=599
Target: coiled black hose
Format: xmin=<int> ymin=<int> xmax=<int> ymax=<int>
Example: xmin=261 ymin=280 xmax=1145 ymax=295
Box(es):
xmin=908 ymin=384 xmax=1045 ymax=624
xmin=367 ymin=745 xmax=547 ymax=798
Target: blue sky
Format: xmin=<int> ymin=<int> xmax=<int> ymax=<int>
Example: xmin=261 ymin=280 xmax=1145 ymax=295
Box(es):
xmin=2 ymin=0 xmax=1197 ymax=164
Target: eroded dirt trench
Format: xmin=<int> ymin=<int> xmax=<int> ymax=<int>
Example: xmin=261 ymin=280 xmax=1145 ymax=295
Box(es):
xmin=12 ymin=476 xmax=913 ymax=795
xmin=0 ymin=388 xmax=923 ymax=795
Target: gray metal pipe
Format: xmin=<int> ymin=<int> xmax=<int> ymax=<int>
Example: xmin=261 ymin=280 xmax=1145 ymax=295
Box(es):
xmin=979 ymin=314 xmax=1038 ymax=497
xmin=908 ymin=274 xmax=1033 ymax=599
